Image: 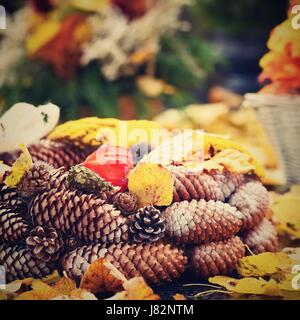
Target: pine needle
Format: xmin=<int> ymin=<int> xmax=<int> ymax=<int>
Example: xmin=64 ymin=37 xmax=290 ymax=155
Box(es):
xmin=183 ymin=283 xmax=222 ymax=290
xmin=193 ymin=289 xmax=232 ymax=299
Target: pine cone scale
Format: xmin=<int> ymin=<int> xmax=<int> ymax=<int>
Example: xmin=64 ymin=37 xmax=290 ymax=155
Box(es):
xmin=163 ymin=199 xmax=242 ymax=244
xmin=189 ymin=236 xmax=245 ymax=278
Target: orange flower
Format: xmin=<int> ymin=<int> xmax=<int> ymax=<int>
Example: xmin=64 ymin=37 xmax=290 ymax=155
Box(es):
xmin=34 ymin=14 xmax=91 ymax=80
xmin=259 ymin=14 xmax=300 ymax=94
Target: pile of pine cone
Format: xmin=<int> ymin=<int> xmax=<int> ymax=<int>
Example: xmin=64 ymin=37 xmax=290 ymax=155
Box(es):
xmin=0 ymin=147 xmax=278 ymax=287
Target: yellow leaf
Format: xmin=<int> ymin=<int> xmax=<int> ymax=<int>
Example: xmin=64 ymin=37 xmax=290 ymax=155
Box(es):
xmin=48 ymin=117 xmax=120 ymax=148
xmin=128 ymin=163 xmax=174 ymax=206
xmin=204 ymin=148 xmax=255 ymax=174
xmin=4 ymin=144 xmax=33 ymax=187
xmin=97 ymin=120 xmax=163 ymax=148
xmin=237 ymin=252 xmax=294 ymax=278
xmin=173 ymin=293 xmax=187 ymax=300
xmin=209 ymin=276 xmax=282 ymax=297
xmin=80 ymin=258 xmax=126 ymax=294
xmin=42 ymin=270 xmax=61 ymax=285
xmin=53 ymin=277 xmax=77 ymax=296
xmin=15 ymin=291 xmax=41 ymax=300
xmin=272 ymin=193 xmax=300 ymax=238
xmin=203 ymin=134 xmax=265 ymax=178
xmin=30 ymin=280 xmax=57 ymax=300
xmin=108 ymin=277 xmax=160 ymax=300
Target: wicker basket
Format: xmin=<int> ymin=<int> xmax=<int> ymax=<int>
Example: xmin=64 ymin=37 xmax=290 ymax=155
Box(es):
xmin=243 ymin=94 xmax=300 ymax=184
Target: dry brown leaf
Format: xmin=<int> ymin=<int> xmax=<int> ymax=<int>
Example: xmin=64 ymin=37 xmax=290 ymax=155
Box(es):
xmin=108 ymin=277 xmax=160 ymax=300
xmin=80 ymin=258 xmax=126 ymax=294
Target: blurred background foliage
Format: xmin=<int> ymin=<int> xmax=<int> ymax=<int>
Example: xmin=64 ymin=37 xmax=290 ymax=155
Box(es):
xmin=0 ymin=0 xmax=288 ymax=120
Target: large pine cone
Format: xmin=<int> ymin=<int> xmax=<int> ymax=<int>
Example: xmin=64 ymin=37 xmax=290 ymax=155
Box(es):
xmin=241 ymin=218 xmax=278 ymax=254
xmin=16 ymin=162 xmax=68 ymax=198
xmin=61 ymin=242 xmax=188 ymax=285
xmin=163 ymin=199 xmax=242 ymax=244
xmin=0 ymin=244 xmax=55 ymax=282
xmin=29 ymin=188 xmax=129 ymax=244
xmin=189 ymin=236 xmax=245 ymax=278
xmin=0 ymin=205 xmax=29 ymax=243
xmin=1 ymin=140 xmax=93 ymax=169
xmin=229 ymin=180 xmax=269 ymax=231
xmin=112 ymin=192 xmax=138 ymax=216
xmin=130 ymin=206 xmax=166 ymax=243
xmin=172 ymin=169 xmax=245 ymax=203
xmin=26 ymin=226 xmax=64 ymax=262
xmin=0 ymin=185 xmax=27 ymax=211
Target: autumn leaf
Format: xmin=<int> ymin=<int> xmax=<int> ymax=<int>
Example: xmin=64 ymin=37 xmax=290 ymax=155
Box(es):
xmin=53 ymin=277 xmax=77 ymax=296
xmin=237 ymin=252 xmax=294 ymax=279
xmin=108 ymin=277 xmax=160 ymax=300
xmin=16 ymin=280 xmax=57 ymax=300
xmin=173 ymin=293 xmax=187 ymax=300
xmin=271 ymin=191 xmax=300 ymax=238
xmin=204 ymin=148 xmax=255 ymax=174
xmin=209 ymin=276 xmax=282 ymax=297
xmin=80 ymin=258 xmax=126 ymax=293
xmin=4 ymin=144 xmax=33 ymax=187
xmin=128 ymin=163 xmax=174 ymax=206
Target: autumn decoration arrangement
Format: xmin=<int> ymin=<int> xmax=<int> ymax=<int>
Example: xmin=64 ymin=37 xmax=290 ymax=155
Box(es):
xmin=0 ymin=102 xmax=298 ymax=300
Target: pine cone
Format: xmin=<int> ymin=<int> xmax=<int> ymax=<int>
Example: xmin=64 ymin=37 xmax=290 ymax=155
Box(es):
xmin=26 ymin=226 xmax=64 ymax=262
xmin=172 ymin=169 xmax=245 ymax=203
xmin=0 ymin=205 xmax=29 ymax=243
xmin=163 ymin=199 xmax=242 ymax=244
xmin=0 ymin=140 xmax=92 ymax=169
xmin=61 ymin=242 xmax=188 ymax=285
xmin=229 ymin=180 xmax=269 ymax=231
xmin=28 ymin=140 xmax=92 ymax=169
xmin=189 ymin=236 xmax=245 ymax=278
xmin=112 ymin=192 xmax=138 ymax=216
xmin=29 ymin=188 xmax=129 ymax=244
xmin=16 ymin=162 xmax=68 ymax=198
xmin=0 ymin=185 xmax=27 ymax=211
xmin=241 ymin=218 xmax=278 ymax=254
xmin=0 ymin=244 xmax=55 ymax=282
xmin=130 ymin=206 xmax=166 ymax=243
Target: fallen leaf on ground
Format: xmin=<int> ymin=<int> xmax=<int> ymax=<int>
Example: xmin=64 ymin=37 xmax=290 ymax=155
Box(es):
xmin=271 ymin=191 xmax=300 ymax=238
xmin=237 ymin=252 xmax=294 ymax=279
xmin=80 ymin=258 xmax=126 ymax=293
xmin=107 ymin=277 xmax=160 ymax=300
xmin=209 ymin=276 xmax=282 ymax=297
